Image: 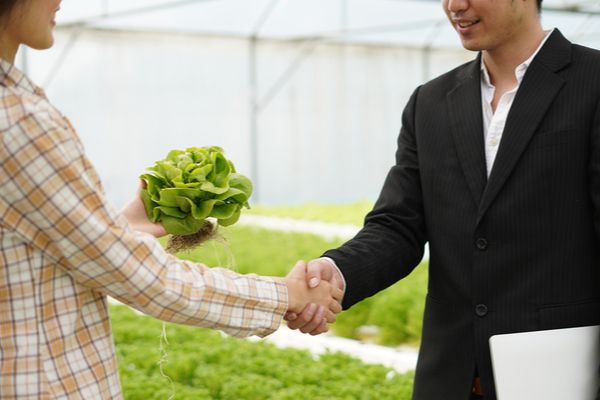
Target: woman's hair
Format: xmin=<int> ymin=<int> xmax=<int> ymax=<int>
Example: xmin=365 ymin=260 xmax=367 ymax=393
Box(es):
xmin=0 ymin=0 xmax=20 ymax=21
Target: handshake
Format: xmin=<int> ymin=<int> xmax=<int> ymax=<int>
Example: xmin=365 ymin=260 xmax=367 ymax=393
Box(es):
xmin=282 ymin=259 xmax=345 ymax=335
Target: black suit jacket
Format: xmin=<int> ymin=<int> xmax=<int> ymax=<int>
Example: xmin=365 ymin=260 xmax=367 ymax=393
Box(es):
xmin=325 ymin=30 xmax=600 ymax=400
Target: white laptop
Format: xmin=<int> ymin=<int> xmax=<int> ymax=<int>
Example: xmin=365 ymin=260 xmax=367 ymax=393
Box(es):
xmin=490 ymin=325 xmax=600 ymax=400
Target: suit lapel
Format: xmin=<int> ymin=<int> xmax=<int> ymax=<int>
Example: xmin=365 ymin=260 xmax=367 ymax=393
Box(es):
xmin=447 ymin=56 xmax=488 ymax=207
xmin=476 ymin=30 xmax=572 ymax=224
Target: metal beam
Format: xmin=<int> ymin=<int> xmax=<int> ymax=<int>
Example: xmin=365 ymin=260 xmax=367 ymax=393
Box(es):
xmin=59 ymin=0 xmax=220 ymax=28
xmin=262 ymin=17 xmax=446 ymax=44
xmin=256 ymin=17 xmax=446 ymax=112
xmin=415 ymin=0 xmax=600 ymax=15
xmin=43 ymin=28 xmax=83 ymax=88
xmin=421 ymin=19 xmax=446 ymax=83
xmin=248 ymin=0 xmax=282 ymax=203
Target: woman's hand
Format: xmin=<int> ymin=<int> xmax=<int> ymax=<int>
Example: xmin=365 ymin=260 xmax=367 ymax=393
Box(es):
xmin=120 ymin=181 xmax=167 ymax=238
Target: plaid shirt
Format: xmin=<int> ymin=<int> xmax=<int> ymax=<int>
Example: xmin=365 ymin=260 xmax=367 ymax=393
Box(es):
xmin=0 ymin=59 xmax=287 ymax=399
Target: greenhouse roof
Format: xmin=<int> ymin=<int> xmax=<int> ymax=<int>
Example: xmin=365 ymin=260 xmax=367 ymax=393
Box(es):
xmin=57 ymin=0 xmax=600 ymax=49
xmin=59 ymin=0 xmax=600 ymax=48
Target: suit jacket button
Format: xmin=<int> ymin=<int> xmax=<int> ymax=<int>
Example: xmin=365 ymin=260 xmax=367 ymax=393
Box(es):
xmin=475 ymin=304 xmax=488 ymax=317
xmin=475 ymin=238 xmax=488 ymax=250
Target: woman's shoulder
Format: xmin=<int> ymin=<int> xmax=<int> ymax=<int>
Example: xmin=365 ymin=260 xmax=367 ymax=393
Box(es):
xmin=0 ymin=84 xmax=61 ymax=136
xmin=0 ymin=84 xmax=30 ymax=131
xmin=0 ymin=85 xmax=86 ymax=166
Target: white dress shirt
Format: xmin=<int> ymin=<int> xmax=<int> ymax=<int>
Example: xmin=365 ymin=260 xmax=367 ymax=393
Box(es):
xmin=481 ymin=30 xmax=553 ymax=176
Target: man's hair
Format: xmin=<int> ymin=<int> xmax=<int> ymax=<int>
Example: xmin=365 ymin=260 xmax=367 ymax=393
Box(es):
xmin=537 ymin=0 xmax=543 ymax=11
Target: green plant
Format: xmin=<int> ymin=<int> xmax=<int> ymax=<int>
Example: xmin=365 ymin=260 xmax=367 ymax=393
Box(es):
xmin=248 ymin=201 xmax=374 ymax=226
xmin=141 ymin=146 xmax=252 ymax=235
xmin=366 ymin=263 xmax=427 ymax=345
xmin=168 ymin=225 xmax=344 ymax=277
xmin=111 ymin=305 xmax=415 ymax=399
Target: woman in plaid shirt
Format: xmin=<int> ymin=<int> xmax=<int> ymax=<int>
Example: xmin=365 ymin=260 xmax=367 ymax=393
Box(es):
xmin=0 ymin=1 xmax=343 ymax=398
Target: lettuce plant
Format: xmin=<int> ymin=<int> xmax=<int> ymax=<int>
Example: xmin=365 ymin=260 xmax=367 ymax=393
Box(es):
xmin=140 ymin=146 xmax=252 ymax=237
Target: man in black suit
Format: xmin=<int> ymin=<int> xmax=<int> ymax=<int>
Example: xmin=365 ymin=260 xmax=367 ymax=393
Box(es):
xmin=286 ymin=0 xmax=600 ymax=399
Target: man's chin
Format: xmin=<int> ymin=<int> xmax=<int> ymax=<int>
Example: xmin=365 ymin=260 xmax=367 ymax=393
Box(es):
xmin=460 ymin=39 xmax=484 ymax=52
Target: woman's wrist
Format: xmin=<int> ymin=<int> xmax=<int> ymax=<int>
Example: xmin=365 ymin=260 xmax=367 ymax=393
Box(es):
xmin=283 ymin=276 xmax=305 ymax=313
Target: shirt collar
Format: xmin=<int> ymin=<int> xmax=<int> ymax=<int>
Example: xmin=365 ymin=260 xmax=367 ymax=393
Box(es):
xmin=0 ymin=57 xmax=44 ymax=96
xmin=481 ymin=28 xmax=554 ymax=88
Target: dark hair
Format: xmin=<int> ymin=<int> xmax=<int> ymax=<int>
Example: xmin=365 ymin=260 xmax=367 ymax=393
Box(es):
xmin=0 ymin=0 xmax=20 ymax=20
xmin=537 ymin=0 xmax=543 ymax=10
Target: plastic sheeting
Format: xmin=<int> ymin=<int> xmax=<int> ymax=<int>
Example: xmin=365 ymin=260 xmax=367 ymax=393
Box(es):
xmin=57 ymin=0 xmax=600 ymax=50
xmin=19 ymin=0 xmax=600 ymax=205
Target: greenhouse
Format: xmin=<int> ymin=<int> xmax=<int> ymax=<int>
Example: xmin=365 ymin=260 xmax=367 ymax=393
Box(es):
xmin=7 ymin=1 xmax=600 ymax=398
xmin=19 ymin=0 xmax=600 ymax=206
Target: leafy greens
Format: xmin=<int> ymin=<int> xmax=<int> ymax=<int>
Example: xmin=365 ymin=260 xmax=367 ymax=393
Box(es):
xmin=140 ymin=146 xmax=252 ymax=236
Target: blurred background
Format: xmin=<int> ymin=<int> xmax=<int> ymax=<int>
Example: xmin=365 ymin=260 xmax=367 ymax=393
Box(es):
xmin=17 ymin=0 xmax=600 ymax=208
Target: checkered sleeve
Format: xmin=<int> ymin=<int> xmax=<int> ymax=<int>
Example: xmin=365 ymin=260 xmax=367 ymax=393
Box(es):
xmin=0 ymin=111 xmax=287 ymax=338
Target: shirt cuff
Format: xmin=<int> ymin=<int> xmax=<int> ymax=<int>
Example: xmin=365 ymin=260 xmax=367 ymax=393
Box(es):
xmin=251 ymin=276 xmax=289 ymax=338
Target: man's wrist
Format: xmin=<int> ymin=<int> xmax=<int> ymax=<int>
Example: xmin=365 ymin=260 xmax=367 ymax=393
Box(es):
xmin=318 ymin=256 xmax=347 ymax=293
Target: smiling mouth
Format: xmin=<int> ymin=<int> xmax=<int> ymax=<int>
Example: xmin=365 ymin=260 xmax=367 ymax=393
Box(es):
xmin=456 ymin=19 xmax=480 ymax=28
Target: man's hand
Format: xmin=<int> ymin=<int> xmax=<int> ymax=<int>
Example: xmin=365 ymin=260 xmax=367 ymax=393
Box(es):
xmin=120 ymin=181 xmax=167 ymax=238
xmin=285 ymin=258 xmax=345 ymax=335
xmin=283 ymin=260 xmax=343 ymax=334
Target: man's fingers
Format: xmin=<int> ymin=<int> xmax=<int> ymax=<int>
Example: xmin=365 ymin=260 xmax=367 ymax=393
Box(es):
xmin=286 ymin=303 xmax=316 ymax=330
xmin=332 ymin=273 xmax=345 ymax=291
xmin=323 ymin=297 xmax=341 ymax=322
xmin=284 ymin=312 xmax=297 ymax=321
xmin=324 ymin=309 xmax=337 ymax=324
xmin=332 ymin=287 xmax=344 ymax=302
xmin=329 ymin=299 xmax=342 ymax=315
xmin=310 ymin=319 xmax=329 ymax=336
xmin=299 ymin=305 xmax=325 ymax=333
xmin=287 ymin=301 xmax=339 ymax=330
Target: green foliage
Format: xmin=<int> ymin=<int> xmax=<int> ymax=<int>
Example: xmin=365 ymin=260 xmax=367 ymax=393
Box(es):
xmin=325 ymin=264 xmax=427 ymax=346
xmin=115 ymin=202 xmax=428 ymax=397
xmin=111 ymin=305 xmax=414 ymax=399
xmin=358 ymin=263 xmax=427 ymax=346
xmin=141 ymin=146 xmax=252 ymax=235
xmin=248 ymin=201 xmax=374 ymax=226
xmin=169 ymin=225 xmax=344 ymax=277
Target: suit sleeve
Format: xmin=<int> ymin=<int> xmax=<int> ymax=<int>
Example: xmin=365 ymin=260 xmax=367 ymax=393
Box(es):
xmin=590 ymin=99 xmax=600 ymax=241
xmin=324 ymin=86 xmax=427 ymax=309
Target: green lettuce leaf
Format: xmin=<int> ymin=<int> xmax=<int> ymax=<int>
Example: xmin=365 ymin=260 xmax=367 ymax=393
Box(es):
xmin=140 ymin=146 xmax=252 ymax=236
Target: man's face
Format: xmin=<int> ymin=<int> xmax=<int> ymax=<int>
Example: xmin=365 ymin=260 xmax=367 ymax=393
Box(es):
xmin=442 ymin=0 xmax=532 ymax=52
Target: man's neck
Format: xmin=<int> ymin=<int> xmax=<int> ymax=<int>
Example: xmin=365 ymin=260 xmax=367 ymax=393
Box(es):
xmin=482 ymin=25 xmax=546 ymax=88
